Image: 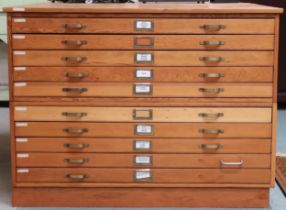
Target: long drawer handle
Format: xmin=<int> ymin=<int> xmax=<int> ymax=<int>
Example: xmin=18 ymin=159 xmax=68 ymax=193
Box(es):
xmin=199 ymin=73 xmax=225 ymax=79
xmin=65 ymin=174 xmax=89 ymax=180
xmin=199 ymin=56 xmax=224 ymax=62
xmin=133 ymin=109 xmax=153 ymax=120
xmin=199 ymin=144 xmax=224 ymax=150
xmin=200 ymin=24 xmax=226 ymax=31
xmin=62 ymin=40 xmax=88 ymax=46
xmin=63 ymin=23 xmax=87 ymax=30
xmin=200 ymin=40 xmax=225 ymax=46
xmin=198 ymin=113 xmax=224 ymax=118
xmin=199 ymin=129 xmax=224 ymax=134
xmin=65 ymin=72 xmax=89 ymax=78
xmin=65 ymin=158 xmax=89 ymax=164
xmin=62 ymin=56 xmax=87 ymax=63
xmin=64 ymin=143 xmax=90 ymax=149
xmin=62 ymin=88 xmax=88 ymax=93
xmin=220 ymin=160 xmax=244 ymax=166
xmin=63 ymin=128 xmax=89 ymax=134
xmin=62 ymin=112 xmax=88 ymax=118
xmin=199 ymin=88 xmax=224 ymax=93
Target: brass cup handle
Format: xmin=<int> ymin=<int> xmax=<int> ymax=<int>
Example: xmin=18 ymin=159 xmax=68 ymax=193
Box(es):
xmin=62 ymin=40 xmax=88 ymax=46
xmin=63 ymin=128 xmax=89 ymax=134
xmin=62 ymin=88 xmax=88 ymax=93
xmin=199 ymin=144 xmax=224 ymax=150
xmin=198 ymin=113 xmax=224 ymax=118
xmin=220 ymin=160 xmax=244 ymax=166
xmin=62 ymin=56 xmax=87 ymax=63
xmin=199 ymin=129 xmax=224 ymax=134
xmin=200 ymin=57 xmax=224 ymax=62
xmin=64 ymin=143 xmax=90 ymax=149
xmin=62 ymin=112 xmax=88 ymax=118
xmin=65 ymin=72 xmax=89 ymax=78
xmin=199 ymin=88 xmax=224 ymax=93
xmin=65 ymin=158 xmax=89 ymax=164
xmin=199 ymin=73 xmax=225 ymax=79
xmin=63 ymin=23 xmax=87 ymax=30
xmin=65 ymin=174 xmax=89 ymax=180
xmin=200 ymin=40 xmax=225 ymax=46
xmin=200 ymin=24 xmax=226 ymax=31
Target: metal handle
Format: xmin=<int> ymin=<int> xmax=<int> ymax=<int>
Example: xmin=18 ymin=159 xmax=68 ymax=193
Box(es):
xmin=64 ymin=143 xmax=90 ymax=149
xmin=65 ymin=72 xmax=89 ymax=79
xmin=134 ymin=37 xmax=154 ymax=48
xmin=199 ymin=73 xmax=224 ymax=79
xmin=62 ymin=112 xmax=87 ymax=118
xmin=62 ymin=56 xmax=87 ymax=63
xmin=65 ymin=158 xmax=89 ymax=164
xmin=63 ymin=128 xmax=88 ymax=134
xmin=199 ymin=144 xmax=224 ymax=150
xmin=62 ymin=40 xmax=88 ymax=46
xmin=133 ymin=109 xmax=153 ymax=120
xmin=200 ymin=40 xmax=225 ymax=46
xmin=63 ymin=23 xmax=86 ymax=30
xmin=62 ymin=88 xmax=88 ymax=93
xmin=200 ymin=57 xmax=224 ymax=62
xmin=198 ymin=113 xmax=224 ymax=118
xmin=199 ymin=129 xmax=224 ymax=134
xmin=200 ymin=24 xmax=226 ymax=31
xmin=65 ymin=174 xmax=89 ymax=179
xmin=199 ymin=88 xmax=224 ymax=93
xmin=220 ymin=160 xmax=244 ymax=166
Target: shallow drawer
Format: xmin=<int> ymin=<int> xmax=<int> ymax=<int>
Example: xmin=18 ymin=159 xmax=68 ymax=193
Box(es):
xmin=12 ymin=35 xmax=274 ymax=50
xmin=15 ymin=138 xmax=272 ymax=154
xmin=14 ymin=106 xmax=272 ymax=123
xmin=13 ymin=67 xmax=273 ymax=83
xmin=16 ymin=168 xmax=271 ymax=184
xmin=13 ymin=82 xmax=273 ymax=98
xmin=13 ymin=51 xmax=274 ymax=67
xmin=16 ymin=153 xmax=271 ymax=169
xmin=15 ymin=122 xmax=272 ymax=138
xmin=12 ymin=18 xmax=274 ymax=34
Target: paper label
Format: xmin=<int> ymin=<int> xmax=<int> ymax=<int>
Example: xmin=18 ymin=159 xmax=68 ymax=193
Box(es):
xmin=13 ymin=18 xmax=26 ymax=22
xmin=14 ymin=67 xmax=27 ymax=71
xmin=15 ymin=107 xmax=27 ymax=111
xmin=135 ymin=141 xmax=151 ymax=150
xmin=13 ymin=35 xmax=26 ymax=39
xmin=135 ymin=156 xmax=151 ymax=164
xmin=14 ymin=82 xmax=27 ymax=87
xmin=16 ymin=122 xmax=28 ymax=127
xmin=14 ymin=51 xmax=26 ymax=55
xmin=136 ymin=125 xmax=152 ymax=135
xmin=13 ymin=8 xmax=26 ymax=12
xmin=17 ymin=154 xmax=29 ymax=158
xmin=16 ymin=138 xmax=28 ymax=143
xmin=134 ymin=84 xmax=151 ymax=94
xmin=136 ymin=69 xmax=152 ymax=79
xmin=17 ymin=169 xmax=29 ymax=173
xmin=136 ymin=21 xmax=152 ymax=30
xmin=136 ymin=53 xmax=152 ymax=62
xmin=135 ymin=169 xmax=151 ymax=180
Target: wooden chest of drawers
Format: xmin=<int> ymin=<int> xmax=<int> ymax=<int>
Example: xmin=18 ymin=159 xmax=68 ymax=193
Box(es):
xmin=4 ymin=2 xmax=283 ymax=208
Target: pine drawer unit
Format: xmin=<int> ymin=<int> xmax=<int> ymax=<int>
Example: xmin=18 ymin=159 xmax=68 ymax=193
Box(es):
xmin=4 ymin=2 xmax=283 ymax=208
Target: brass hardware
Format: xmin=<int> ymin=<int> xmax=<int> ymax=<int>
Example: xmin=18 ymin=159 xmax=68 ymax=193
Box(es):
xmin=199 ymin=88 xmax=224 ymax=93
xmin=199 ymin=73 xmax=224 ymax=79
xmin=199 ymin=129 xmax=224 ymax=134
xmin=134 ymin=124 xmax=153 ymax=136
xmin=62 ymin=112 xmax=88 ymax=118
xmin=65 ymin=174 xmax=89 ymax=179
xmin=133 ymin=155 xmax=153 ymax=165
xmin=134 ymin=20 xmax=154 ymax=32
xmin=134 ymin=170 xmax=152 ymax=182
xmin=199 ymin=56 xmax=224 ymax=62
xmin=65 ymin=72 xmax=89 ymax=79
xmin=63 ymin=23 xmax=86 ymax=30
xmin=134 ymin=52 xmax=154 ymax=64
xmin=133 ymin=140 xmax=152 ymax=151
xmin=220 ymin=160 xmax=244 ymax=166
xmin=62 ymin=56 xmax=87 ymax=63
xmin=133 ymin=109 xmax=153 ymax=120
xmin=134 ymin=37 xmax=154 ymax=48
xmin=200 ymin=40 xmax=225 ymax=46
xmin=64 ymin=143 xmax=90 ymax=149
xmin=133 ymin=84 xmax=153 ymax=95
xmin=200 ymin=24 xmax=226 ymax=31
xmin=199 ymin=144 xmax=224 ymax=150
xmin=198 ymin=113 xmax=224 ymax=118
xmin=65 ymin=158 xmax=89 ymax=164
xmin=134 ymin=69 xmax=153 ymax=80
xmin=62 ymin=40 xmax=88 ymax=46
xmin=62 ymin=88 xmax=88 ymax=93
xmin=63 ymin=128 xmax=88 ymax=134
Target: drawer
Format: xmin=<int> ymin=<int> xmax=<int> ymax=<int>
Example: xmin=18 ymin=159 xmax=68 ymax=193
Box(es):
xmin=13 ymin=67 xmax=274 ymax=83
xmin=13 ymin=82 xmax=273 ymax=98
xmin=12 ymin=18 xmax=275 ymax=34
xmin=16 ymin=168 xmax=271 ymax=184
xmin=16 ymin=153 xmax=271 ymax=169
xmin=15 ymin=122 xmax=272 ymax=138
xmin=14 ymin=106 xmax=272 ymax=123
xmin=13 ymin=51 xmax=274 ymax=67
xmin=12 ymin=35 xmax=274 ymax=50
xmin=15 ymin=138 xmax=272 ymax=154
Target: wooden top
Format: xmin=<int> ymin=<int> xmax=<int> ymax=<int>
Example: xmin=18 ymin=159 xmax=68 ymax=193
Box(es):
xmin=4 ymin=2 xmax=283 ymax=14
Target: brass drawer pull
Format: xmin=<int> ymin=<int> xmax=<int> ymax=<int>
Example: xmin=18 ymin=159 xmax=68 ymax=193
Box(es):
xmin=198 ymin=113 xmax=224 ymax=118
xmin=199 ymin=129 xmax=224 ymax=134
xmin=134 ymin=37 xmax=154 ymax=48
xmin=199 ymin=56 xmax=224 ymax=62
xmin=63 ymin=128 xmax=88 ymax=134
xmin=62 ymin=56 xmax=87 ymax=63
xmin=62 ymin=40 xmax=88 ymax=46
xmin=199 ymin=73 xmax=224 ymax=79
xmin=133 ymin=109 xmax=153 ymax=120
xmin=199 ymin=88 xmax=224 ymax=93
xmin=199 ymin=144 xmax=224 ymax=150
xmin=65 ymin=72 xmax=89 ymax=78
xmin=220 ymin=160 xmax=244 ymax=166
xmin=63 ymin=23 xmax=87 ymax=30
xmin=62 ymin=112 xmax=87 ymax=118
xmin=62 ymin=88 xmax=88 ymax=93
xmin=64 ymin=143 xmax=90 ymax=149
xmin=200 ymin=24 xmax=226 ymax=31
xmin=200 ymin=40 xmax=225 ymax=46
xmin=65 ymin=174 xmax=89 ymax=180
xmin=65 ymin=158 xmax=89 ymax=164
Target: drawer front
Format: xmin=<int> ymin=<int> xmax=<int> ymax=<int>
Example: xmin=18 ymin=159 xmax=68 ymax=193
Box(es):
xmin=12 ymin=18 xmax=275 ymax=34
xmin=16 ymin=153 xmax=271 ymax=169
xmin=16 ymin=168 xmax=271 ymax=184
xmin=13 ymin=67 xmax=274 ymax=83
xmin=15 ymin=122 xmax=272 ymax=138
xmin=13 ymin=51 xmax=274 ymax=67
xmin=14 ymin=106 xmax=272 ymax=123
xmin=15 ymin=138 xmax=272 ymax=154
xmin=12 ymin=35 xmax=274 ymax=50
xmin=13 ymin=82 xmax=273 ymax=98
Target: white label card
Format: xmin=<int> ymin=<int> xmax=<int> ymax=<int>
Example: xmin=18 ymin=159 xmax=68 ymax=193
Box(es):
xmin=17 ymin=169 xmax=29 ymax=173
xmin=136 ymin=21 xmax=152 ymax=30
xmin=136 ymin=69 xmax=152 ymax=79
xmin=136 ymin=53 xmax=152 ymax=62
xmin=135 ymin=84 xmax=151 ymax=94
xmin=135 ymin=141 xmax=151 ymax=150
xmin=14 ymin=82 xmax=27 ymax=87
xmin=17 ymin=154 xmax=29 ymax=158
xmin=14 ymin=67 xmax=27 ymax=71
xmin=136 ymin=125 xmax=152 ymax=134
xmin=15 ymin=107 xmax=27 ymax=111
xmin=135 ymin=156 xmax=152 ymax=164
xmin=16 ymin=122 xmax=28 ymax=127
xmin=16 ymin=138 xmax=28 ymax=143
xmin=135 ymin=170 xmax=151 ymax=180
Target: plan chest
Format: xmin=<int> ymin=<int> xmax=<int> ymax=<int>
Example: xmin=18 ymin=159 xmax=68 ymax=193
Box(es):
xmin=4 ymin=2 xmax=283 ymax=208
